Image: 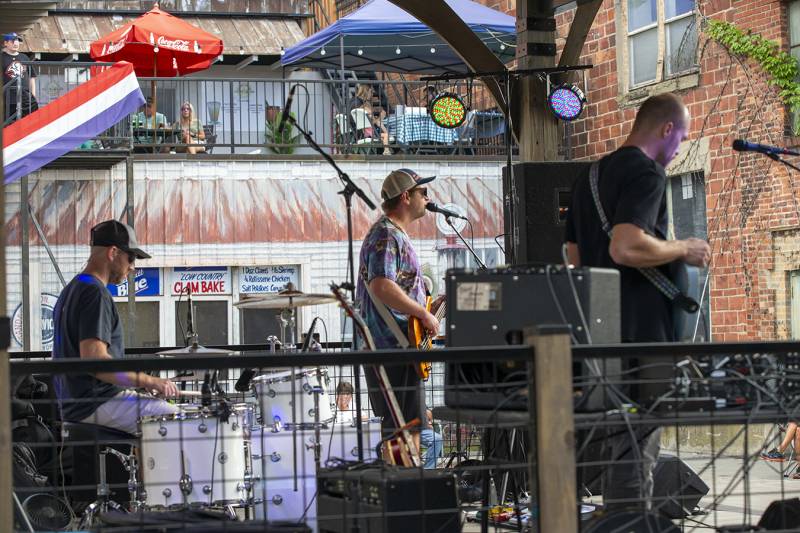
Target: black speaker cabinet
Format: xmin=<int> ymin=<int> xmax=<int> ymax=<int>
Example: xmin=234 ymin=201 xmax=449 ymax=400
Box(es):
xmin=759 ymin=498 xmax=800 ymax=530
xmin=652 ymin=454 xmax=709 ymax=519
xmin=503 ymin=161 xmax=591 ymax=265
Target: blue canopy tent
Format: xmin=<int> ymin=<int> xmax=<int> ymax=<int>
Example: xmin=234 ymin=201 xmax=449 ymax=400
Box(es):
xmin=280 ymin=0 xmax=515 ymax=74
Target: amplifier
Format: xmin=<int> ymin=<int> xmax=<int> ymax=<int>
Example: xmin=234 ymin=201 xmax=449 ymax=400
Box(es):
xmin=317 ymin=467 xmax=459 ymax=533
xmin=444 ymin=266 xmax=620 ymax=411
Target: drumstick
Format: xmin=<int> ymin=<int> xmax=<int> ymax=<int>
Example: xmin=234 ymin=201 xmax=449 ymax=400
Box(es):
xmin=177 ymin=390 xmax=203 ymax=397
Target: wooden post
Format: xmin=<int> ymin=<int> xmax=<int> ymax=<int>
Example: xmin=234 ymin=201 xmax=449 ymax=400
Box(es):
xmin=0 ymin=78 xmax=14 ymax=532
xmin=516 ymin=0 xmax=559 ymax=161
xmin=526 ymin=325 xmax=577 ymax=533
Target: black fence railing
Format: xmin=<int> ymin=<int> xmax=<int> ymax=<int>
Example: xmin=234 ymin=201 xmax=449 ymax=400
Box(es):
xmin=10 ymin=339 xmax=800 ymax=531
xmin=8 ymin=62 xmax=512 ymax=157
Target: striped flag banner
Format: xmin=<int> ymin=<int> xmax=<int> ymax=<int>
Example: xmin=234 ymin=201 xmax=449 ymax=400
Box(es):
xmin=2 ymin=61 xmax=144 ymax=184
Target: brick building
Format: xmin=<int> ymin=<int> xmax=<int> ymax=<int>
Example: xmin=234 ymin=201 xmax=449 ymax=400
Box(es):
xmin=544 ymin=0 xmax=799 ymax=341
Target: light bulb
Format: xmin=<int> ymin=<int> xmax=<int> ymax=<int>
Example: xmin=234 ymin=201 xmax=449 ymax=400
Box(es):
xmin=357 ymin=49 xmax=363 ymax=55
xmin=430 ymin=47 xmax=436 ymax=54
xmin=320 ymin=48 xmax=326 ymax=56
xmin=500 ymin=44 xmax=506 ymax=51
xmin=395 ymin=47 xmax=401 ymax=55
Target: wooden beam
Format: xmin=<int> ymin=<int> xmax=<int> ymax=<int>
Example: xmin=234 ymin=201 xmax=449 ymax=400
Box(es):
xmin=558 ymin=0 xmax=603 ymax=69
xmin=387 ymin=0 xmax=508 ymax=117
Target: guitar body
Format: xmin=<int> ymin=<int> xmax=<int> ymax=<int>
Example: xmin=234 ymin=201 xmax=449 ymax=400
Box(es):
xmin=670 ymin=263 xmax=703 ymax=342
xmin=408 ymin=296 xmax=446 ymax=380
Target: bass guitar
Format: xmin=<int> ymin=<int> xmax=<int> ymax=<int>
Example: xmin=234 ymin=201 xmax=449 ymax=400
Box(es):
xmin=408 ymin=296 xmax=446 ymax=380
xmin=330 ymin=283 xmax=420 ymax=467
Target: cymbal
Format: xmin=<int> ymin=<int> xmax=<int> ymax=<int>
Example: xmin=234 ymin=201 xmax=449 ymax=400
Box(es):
xmin=157 ymin=344 xmax=235 ymax=356
xmin=234 ymin=291 xmax=337 ymax=309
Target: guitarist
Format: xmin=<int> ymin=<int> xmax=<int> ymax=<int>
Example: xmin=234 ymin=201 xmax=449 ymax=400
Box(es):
xmin=564 ymin=93 xmax=710 ymax=511
xmin=355 ymin=168 xmax=440 ymax=462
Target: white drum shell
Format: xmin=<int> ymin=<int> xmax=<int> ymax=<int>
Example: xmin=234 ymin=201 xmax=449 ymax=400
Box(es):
xmin=250 ymin=426 xmax=317 ymax=527
xmin=139 ymin=405 xmax=252 ymax=506
xmin=253 ymin=368 xmax=333 ymax=426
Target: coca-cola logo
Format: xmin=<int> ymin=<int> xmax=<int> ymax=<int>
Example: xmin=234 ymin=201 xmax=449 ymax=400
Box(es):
xmin=157 ymin=35 xmax=190 ymax=52
xmin=106 ymin=39 xmax=126 ymax=54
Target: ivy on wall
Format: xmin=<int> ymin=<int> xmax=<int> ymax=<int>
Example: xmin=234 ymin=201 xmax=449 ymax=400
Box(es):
xmin=706 ymin=19 xmax=800 ymax=133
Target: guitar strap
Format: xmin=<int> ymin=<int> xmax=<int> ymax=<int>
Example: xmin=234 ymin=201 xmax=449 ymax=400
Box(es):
xmin=588 ymin=162 xmax=699 ymax=313
xmin=363 ymin=279 xmax=411 ymax=349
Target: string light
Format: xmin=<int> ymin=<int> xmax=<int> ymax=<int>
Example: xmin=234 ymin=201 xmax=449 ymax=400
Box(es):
xmin=357 ymin=49 xmax=363 ymax=55
xmin=430 ymin=47 xmax=436 ymax=54
xmin=395 ymin=47 xmax=401 ymax=55
xmin=500 ymin=44 xmax=506 ymax=51
xmin=320 ymin=48 xmax=326 ymax=56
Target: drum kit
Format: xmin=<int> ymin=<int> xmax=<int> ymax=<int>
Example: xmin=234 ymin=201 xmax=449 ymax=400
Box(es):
xmin=82 ymin=285 xmax=381 ymax=527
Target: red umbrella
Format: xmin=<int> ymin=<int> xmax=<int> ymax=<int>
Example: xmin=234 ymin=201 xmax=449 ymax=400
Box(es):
xmin=89 ymin=4 xmax=223 ymax=131
xmin=90 ymin=4 xmax=223 ymax=76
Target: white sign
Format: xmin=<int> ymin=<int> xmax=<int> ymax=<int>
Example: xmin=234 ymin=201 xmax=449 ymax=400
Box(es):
xmin=12 ymin=293 xmax=59 ymax=349
xmin=171 ymin=267 xmax=231 ymax=295
xmin=239 ymin=265 xmax=300 ymax=294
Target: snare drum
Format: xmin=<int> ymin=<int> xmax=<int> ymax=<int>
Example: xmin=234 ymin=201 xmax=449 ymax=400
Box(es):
xmin=253 ymin=368 xmax=333 ymax=427
xmin=139 ymin=403 xmax=254 ymax=507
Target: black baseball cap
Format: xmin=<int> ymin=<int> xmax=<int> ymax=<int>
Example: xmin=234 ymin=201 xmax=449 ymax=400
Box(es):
xmin=90 ymin=220 xmax=151 ymax=259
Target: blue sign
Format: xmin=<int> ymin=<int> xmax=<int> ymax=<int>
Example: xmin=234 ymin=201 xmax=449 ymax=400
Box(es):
xmin=108 ymin=268 xmax=161 ymax=297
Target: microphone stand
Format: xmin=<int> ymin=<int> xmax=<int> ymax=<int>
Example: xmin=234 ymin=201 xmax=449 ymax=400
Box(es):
xmin=283 ymin=113 xmax=375 ymax=461
xmin=445 ymin=216 xmax=488 ymax=270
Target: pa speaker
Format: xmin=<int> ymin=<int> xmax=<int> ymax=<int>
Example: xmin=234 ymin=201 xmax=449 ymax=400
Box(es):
xmin=652 ymin=455 xmax=709 ymax=519
xmin=503 ymin=162 xmax=591 ymax=265
xmin=758 ymin=497 xmax=800 ymax=530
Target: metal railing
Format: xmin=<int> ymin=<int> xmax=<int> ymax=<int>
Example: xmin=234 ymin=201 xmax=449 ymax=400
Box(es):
xmin=54 ymin=0 xmax=310 ymax=15
xmin=21 ymin=62 xmax=513 ymax=157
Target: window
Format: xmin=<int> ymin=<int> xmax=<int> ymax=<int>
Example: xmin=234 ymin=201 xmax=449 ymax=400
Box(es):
xmin=789 ymin=1 xmax=800 ymax=134
xmin=240 ymin=308 xmax=298 ymax=345
xmin=117 ymin=301 xmax=161 ymax=349
xmin=625 ymin=0 xmax=698 ymax=88
xmin=175 ymin=300 xmax=229 ymax=346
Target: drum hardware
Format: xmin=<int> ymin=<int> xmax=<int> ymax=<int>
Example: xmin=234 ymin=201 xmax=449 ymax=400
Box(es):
xmin=267 ymin=335 xmax=281 ymax=353
xmin=158 ymin=288 xmax=235 ymax=357
xmin=81 ymin=447 xmax=143 ymax=526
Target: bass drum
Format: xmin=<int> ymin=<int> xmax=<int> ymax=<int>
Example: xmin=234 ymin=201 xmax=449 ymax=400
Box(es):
xmin=253 ymin=368 xmax=333 ymax=427
xmin=139 ymin=403 xmax=253 ymax=507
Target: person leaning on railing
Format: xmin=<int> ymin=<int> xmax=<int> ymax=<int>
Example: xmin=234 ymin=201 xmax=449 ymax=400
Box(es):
xmin=172 ymin=101 xmax=206 ymax=154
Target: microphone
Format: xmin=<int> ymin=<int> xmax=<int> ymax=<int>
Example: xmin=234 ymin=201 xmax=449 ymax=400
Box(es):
xmin=277 ymin=85 xmax=297 ymax=135
xmin=426 ymin=202 xmax=467 ymax=220
xmin=732 ymin=139 xmax=800 ymax=157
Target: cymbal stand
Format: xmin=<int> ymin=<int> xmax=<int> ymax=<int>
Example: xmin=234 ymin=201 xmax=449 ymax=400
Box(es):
xmin=275 ymin=308 xmax=296 ymax=348
xmin=284 ymin=112 xmax=375 ymax=461
xmin=81 ymin=448 xmax=136 ymax=527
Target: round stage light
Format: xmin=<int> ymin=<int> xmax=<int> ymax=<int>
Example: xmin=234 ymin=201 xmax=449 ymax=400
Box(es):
xmin=548 ymin=84 xmax=586 ymax=121
xmin=429 ymin=93 xmax=466 ymax=129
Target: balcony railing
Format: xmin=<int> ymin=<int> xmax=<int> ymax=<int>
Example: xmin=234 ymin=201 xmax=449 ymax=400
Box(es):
xmin=14 ymin=62 xmax=512 ymax=157
xmin=55 ymin=0 xmax=310 ymax=16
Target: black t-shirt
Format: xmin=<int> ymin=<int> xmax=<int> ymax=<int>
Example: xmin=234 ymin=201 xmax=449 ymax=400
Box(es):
xmin=565 ymin=146 xmax=674 ymax=343
xmin=2 ymin=51 xmax=36 ymax=97
xmin=52 ymin=273 xmax=123 ymax=421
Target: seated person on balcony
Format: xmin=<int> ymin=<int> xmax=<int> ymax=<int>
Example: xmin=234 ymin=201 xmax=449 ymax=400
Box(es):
xmin=352 ymin=84 xmax=391 ymax=155
xmin=132 ymin=97 xmax=170 ymax=148
xmin=52 ymin=220 xmax=179 ymax=435
xmin=172 ymin=101 xmax=206 ymax=154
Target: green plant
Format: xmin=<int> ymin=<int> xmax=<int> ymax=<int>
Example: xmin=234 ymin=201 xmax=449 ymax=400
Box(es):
xmin=706 ymin=19 xmax=800 ymax=134
xmin=265 ymin=111 xmax=301 ymax=154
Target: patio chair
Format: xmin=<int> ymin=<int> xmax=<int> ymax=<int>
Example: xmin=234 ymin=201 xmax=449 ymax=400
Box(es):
xmin=350 ymin=108 xmax=380 ymax=154
xmin=202 ymin=124 xmax=217 ymax=154
xmin=334 ymin=112 xmax=355 ymax=152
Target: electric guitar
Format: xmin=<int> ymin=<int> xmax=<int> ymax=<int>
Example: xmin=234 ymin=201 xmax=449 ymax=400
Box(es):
xmin=330 ymin=283 xmax=420 ymax=467
xmin=408 ymin=296 xmax=446 ymax=380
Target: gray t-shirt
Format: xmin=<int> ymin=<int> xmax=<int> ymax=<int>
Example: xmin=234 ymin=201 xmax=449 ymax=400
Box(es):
xmin=53 ymin=273 xmax=123 ymax=421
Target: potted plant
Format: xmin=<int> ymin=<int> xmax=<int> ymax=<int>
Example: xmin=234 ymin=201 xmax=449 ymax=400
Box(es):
xmin=265 ymin=110 xmax=301 ymax=154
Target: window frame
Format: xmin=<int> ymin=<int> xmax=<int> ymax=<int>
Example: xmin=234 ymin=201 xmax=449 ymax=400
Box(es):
xmin=617 ymin=0 xmax=700 ymax=95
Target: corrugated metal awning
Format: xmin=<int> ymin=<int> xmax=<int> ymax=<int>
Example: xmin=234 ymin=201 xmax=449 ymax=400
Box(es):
xmin=0 ymin=1 xmax=58 ymax=36
xmin=17 ymin=14 xmax=305 ymax=56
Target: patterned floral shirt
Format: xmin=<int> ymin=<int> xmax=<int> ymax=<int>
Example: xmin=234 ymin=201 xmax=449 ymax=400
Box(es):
xmin=355 ymin=215 xmax=426 ymax=349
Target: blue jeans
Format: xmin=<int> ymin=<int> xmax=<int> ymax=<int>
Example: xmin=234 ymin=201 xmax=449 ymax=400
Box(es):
xmin=420 ymin=429 xmax=443 ymax=469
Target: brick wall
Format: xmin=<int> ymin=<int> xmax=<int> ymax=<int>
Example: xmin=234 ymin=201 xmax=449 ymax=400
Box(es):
xmin=547 ymin=0 xmax=800 ymax=341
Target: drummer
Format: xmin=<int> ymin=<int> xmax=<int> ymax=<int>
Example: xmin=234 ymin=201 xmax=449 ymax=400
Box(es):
xmin=52 ymin=220 xmax=180 ymax=435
